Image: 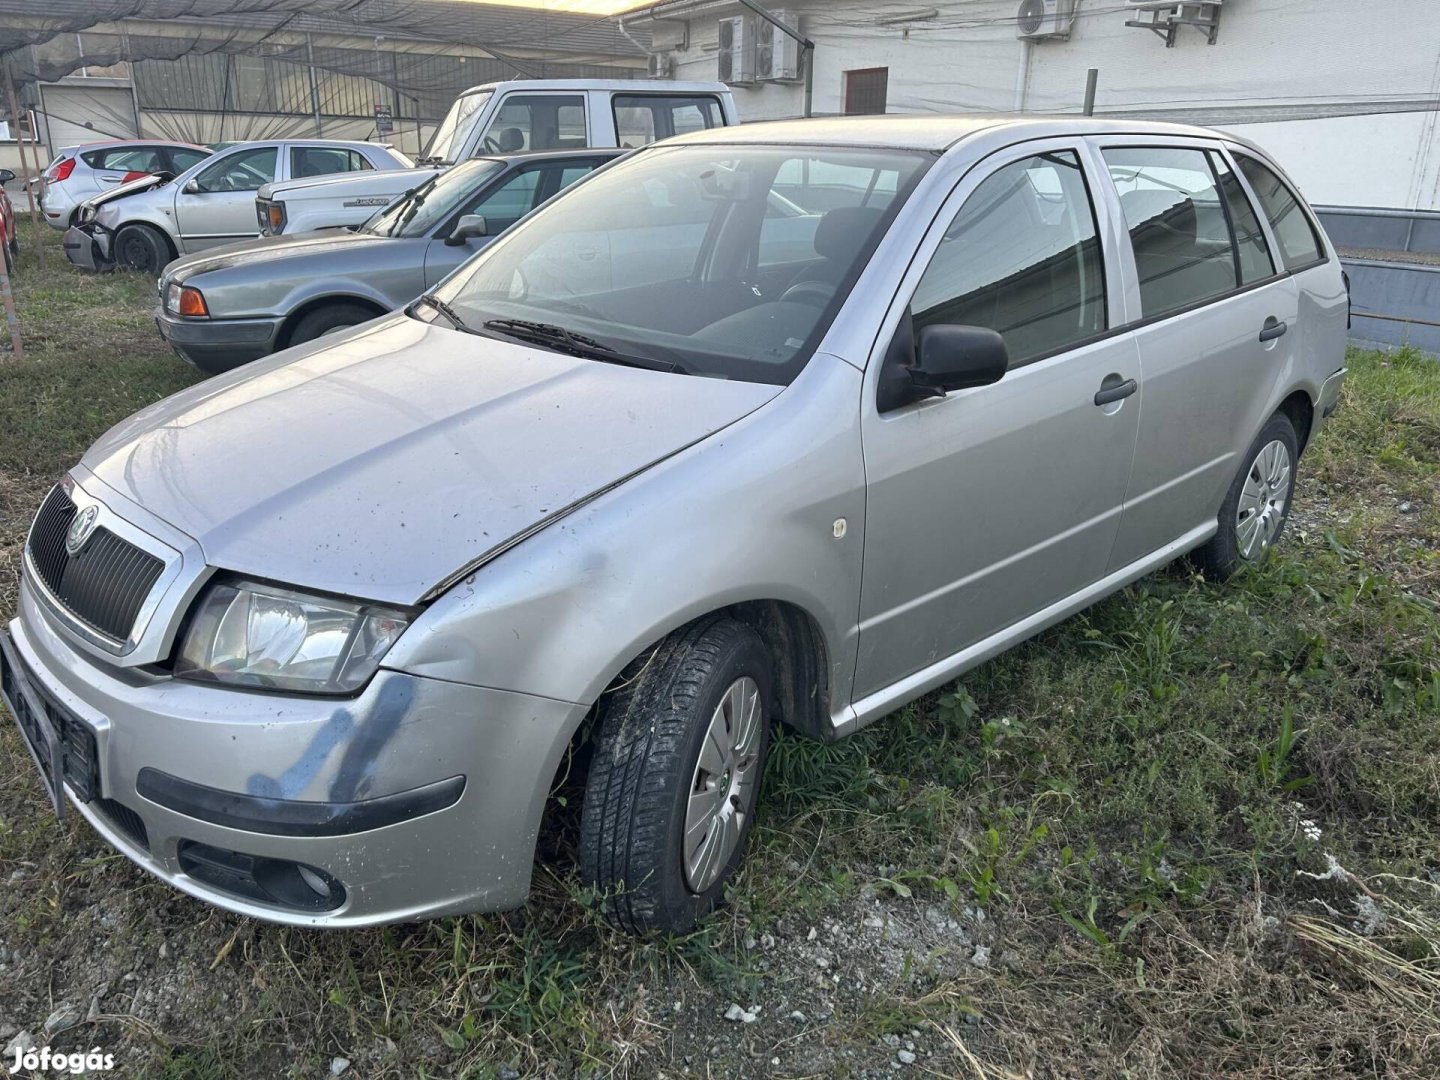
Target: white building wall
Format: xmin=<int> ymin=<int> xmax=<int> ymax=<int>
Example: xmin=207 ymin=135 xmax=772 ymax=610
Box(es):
xmin=647 ymin=0 xmax=1440 ymax=210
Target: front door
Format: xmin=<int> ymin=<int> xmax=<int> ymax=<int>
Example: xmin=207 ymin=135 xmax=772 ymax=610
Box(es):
xmin=1097 ymin=142 xmax=1297 ymax=569
xmin=172 ymin=145 xmax=279 ymax=252
xmin=856 ymin=145 xmax=1141 ymax=701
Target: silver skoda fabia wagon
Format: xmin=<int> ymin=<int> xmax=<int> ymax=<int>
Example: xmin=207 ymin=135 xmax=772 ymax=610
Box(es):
xmin=4 ymin=116 xmax=1347 ymax=932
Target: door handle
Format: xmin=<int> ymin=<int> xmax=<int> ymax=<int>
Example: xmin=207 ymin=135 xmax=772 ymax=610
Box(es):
xmin=1094 ymin=378 xmax=1138 ymax=407
xmin=1259 ymin=317 xmax=1288 ymax=342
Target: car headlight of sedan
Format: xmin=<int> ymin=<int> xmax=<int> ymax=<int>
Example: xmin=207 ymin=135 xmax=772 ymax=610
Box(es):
xmin=175 ymin=578 xmax=411 ymax=694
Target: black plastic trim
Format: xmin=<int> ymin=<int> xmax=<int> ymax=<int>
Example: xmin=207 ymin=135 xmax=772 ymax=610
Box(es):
xmin=137 ymin=769 xmax=465 ymax=837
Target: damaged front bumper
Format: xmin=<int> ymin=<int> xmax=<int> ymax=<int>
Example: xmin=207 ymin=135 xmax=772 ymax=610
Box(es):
xmin=4 ymin=575 xmax=589 ymax=927
xmin=63 ymin=223 xmax=112 ymax=272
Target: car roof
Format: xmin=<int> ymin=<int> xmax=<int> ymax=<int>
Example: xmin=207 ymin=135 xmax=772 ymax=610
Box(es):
xmin=64 ymin=139 xmax=209 ymax=153
xmin=665 ymin=114 xmax=1239 ymax=152
xmin=457 ymin=79 xmax=729 ymax=96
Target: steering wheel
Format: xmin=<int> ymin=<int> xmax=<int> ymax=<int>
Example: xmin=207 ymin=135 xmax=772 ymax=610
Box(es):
xmin=779 ymin=280 xmax=836 ymax=307
xmin=483 ymin=136 xmax=502 ymax=153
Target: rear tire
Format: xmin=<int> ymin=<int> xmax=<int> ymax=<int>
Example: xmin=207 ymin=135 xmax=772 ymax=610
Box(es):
xmin=113 ymin=223 xmax=170 ymax=274
xmin=287 ymin=302 xmax=377 ymax=348
xmin=1195 ymin=413 xmax=1299 ymax=581
xmin=580 ymin=617 xmax=772 ymax=934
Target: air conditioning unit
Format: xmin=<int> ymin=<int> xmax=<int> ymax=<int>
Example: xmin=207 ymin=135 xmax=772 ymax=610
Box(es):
xmin=1016 ymin=0 xmax=1077 ymax=40
xmin=647 ymin=52 xmax=674 ymax=78
xmin=717 ymin=15 xmax=757 ymax=85
xmin=755 ymin=9 xmax=801 ymax=82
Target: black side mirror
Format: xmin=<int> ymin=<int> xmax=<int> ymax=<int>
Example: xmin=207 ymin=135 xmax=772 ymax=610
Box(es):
xmin=910 ymin=324 xmax=1009 ymax=396
xmin=0 ymin=169 xmax=14 ymax=185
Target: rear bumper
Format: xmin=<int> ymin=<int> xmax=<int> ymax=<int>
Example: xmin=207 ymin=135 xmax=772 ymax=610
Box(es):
xmin=63 ymin=225 xmax=110 ymax=271
xmin=1312 ymin=366 xmax=1347 ymax=444
xmin=154 ymin=305 xmax=285 ymax=374
xmin=5 ymin=577 xmax=590 ymax=927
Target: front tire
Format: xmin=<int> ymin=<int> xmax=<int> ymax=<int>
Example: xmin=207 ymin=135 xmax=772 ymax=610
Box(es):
xmin=288 ymin=302 xmax=377 ymax=348
xmin=1195 ymin=413 xmax=1299 ymax=581
xmin=113 ymin=223 xmax=170 ymax=274
xmin=580 ymin=617 xmax=772 ymax=934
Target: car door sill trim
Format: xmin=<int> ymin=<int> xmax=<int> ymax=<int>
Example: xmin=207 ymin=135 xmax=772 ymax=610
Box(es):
xmin=835 ymin=521 xmax=1217 ymax=737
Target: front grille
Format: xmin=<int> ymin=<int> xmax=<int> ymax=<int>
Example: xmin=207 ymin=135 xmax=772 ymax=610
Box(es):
xmin=96 ymin=798 xmax=149 ymax=850
xmin=26 ymin=486 xmax=165 ymax=644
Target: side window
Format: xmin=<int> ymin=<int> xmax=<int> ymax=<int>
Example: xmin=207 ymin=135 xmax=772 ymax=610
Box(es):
xmin=168 ymin=148 xmax=209 ymax=173
xmin=1104 ymin=147 xmax=1237 ymax=319
xmin=192 ymin=146 xmax=277 ymax=193
xmin=466 ymin=169 xmax=542 ymax=232
xmin=1235 ymin=154 xmax=1326 ymax=270
xmin=911 ymin=151 xmax=1106 ymax=366
xmin=557 ymin=163 xmax=599 ymax=188
xmin=86 ymin=147 xmax=164 ymax=173
xmin=483 ymin=95 xmax=586 ymax=153
xmin=1210 ymin=151 xmax=1274 ymax=285
xmin=291 ymin=147 xmax=370 ymax=179
xmin=611 ymin=95 xmax=724 ymax=148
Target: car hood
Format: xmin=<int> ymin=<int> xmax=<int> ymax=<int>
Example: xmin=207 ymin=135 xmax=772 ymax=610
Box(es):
xmin=167 ymin=231 xmax=390 ymax=282
xmin=260 ymin=167 xmax=439 ymax=201
xmin=80 ymin=315 xmax=779 ymax=605
xmin=85 ymin=172 xmax=166 ymax=210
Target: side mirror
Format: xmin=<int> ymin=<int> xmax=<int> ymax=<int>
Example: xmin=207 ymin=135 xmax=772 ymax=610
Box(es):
xmin=909 ymin=324 xmax=1009 ymax=396
xmin=445 ymin=214 xmax=488 ymax=246
xmin=183 ymin=177 xmax=202 ymax=194
xmin=0 ymin=169 xmax=14 ymax=185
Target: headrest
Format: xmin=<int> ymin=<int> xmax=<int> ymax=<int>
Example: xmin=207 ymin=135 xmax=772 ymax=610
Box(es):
xmin=497 ymin=127 xmax=525 ymax=153
xmin=814 ymin=205 xmax=887 ymax=262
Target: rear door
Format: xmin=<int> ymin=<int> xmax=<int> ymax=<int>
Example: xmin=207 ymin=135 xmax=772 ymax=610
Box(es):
xmin=610 ymin=93 xmax=727 ymax=150
xmin=1096 ymin=139 xmax=1299 ymax=569
xmin=86 ymin=146 xmax=166 ymax=190
xmin=172 ymin=144 xmax=281 ymax=252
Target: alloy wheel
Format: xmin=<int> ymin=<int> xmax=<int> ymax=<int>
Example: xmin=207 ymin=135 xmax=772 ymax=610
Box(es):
xmin=683 ymin=675 xmax=762 ymax=892
xmin=1235 ymin=438 xmax=1292 ymax=560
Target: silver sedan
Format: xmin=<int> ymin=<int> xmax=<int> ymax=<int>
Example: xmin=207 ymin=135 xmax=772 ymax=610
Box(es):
xmin=155 ymin=150 xmax=623 ymax=373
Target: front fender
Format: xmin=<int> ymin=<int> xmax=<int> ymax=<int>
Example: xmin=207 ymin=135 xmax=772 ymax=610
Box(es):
xmin=382 ymin=354 xmax=867 ymax=727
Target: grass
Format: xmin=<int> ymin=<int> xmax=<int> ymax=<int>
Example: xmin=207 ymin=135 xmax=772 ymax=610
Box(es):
xmin=3 ymin=223 xmax=1440 ymax=1077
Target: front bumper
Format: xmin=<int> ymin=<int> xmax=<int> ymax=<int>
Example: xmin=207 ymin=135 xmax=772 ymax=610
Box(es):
xmin=63 ymin=224 xmax=110 ymax=271
xmin=4 ymin=577 xmax=588 ymax=927
xmin=154 ymin=305 xmax=285 ymax=374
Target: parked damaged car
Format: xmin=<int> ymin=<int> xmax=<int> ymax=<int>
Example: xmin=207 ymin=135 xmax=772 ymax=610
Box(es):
xmin=37 ymin=140 xmax=211 ymax=230
xmin=156 ymin=149 xmax=623 ymax=373
xmin=64 ymin=139 xmax=412 ymax=275
xmin=4 ymin=117 xmax=1347 ymax=933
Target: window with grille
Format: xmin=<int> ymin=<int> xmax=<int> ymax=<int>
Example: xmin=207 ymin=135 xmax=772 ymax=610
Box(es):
xmin=843 ymin=68 xmax=888 ymax=116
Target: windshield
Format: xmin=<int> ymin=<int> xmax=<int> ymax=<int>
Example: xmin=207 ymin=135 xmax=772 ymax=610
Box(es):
xmin=422 ymin=91 xmax=492 ymax=165
xmin=430 ymin=144 xmax=932 ymax=385
xmin=362 ymin=160 xmax=504 ymax=238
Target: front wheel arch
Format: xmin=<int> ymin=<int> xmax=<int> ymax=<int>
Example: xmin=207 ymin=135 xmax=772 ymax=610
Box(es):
xmin=277 ymin=295 xmax=388 ymax=349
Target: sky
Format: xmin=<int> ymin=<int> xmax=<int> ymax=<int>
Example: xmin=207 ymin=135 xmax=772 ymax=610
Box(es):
xmin=451 ymin=0 xmax=654 ymax=13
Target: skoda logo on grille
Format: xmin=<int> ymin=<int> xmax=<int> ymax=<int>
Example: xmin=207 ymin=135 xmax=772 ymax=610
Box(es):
xmin=65 ymin=505 xmax=100 ymax=557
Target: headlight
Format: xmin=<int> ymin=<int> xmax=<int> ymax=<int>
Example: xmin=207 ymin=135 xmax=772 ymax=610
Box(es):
xmin=175 ymin=579 xmax=411 ymax=694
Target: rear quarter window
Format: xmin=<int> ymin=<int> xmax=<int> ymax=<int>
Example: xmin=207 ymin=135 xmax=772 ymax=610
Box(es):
xmin=1234 ymin=154 xmax=1327 ymax=270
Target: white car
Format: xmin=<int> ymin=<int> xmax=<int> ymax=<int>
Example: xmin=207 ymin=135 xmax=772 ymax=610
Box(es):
xmin=38 ymin=140 xmax=211 ymax=229
xmin=256 ymin=79 xmax=739 ymax=236
xmin=64 ymin=139 xmax=412 ymax=274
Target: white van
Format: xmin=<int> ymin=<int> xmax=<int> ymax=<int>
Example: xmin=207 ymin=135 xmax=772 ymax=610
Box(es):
xmin=257 ymin=79 xmax=740 ymax=236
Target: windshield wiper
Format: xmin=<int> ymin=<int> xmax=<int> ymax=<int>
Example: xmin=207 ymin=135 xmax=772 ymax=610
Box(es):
xmin=416 ymin=293 xmax=475 ymax=333
xmin=482 ymin=318 xmax=684 ymax=374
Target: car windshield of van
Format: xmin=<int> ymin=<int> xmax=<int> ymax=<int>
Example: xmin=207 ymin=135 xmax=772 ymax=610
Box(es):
xmin=421 ymin=91 xmax=492 ymax=165
xmin=429 ymin=144 xmax=933 ymax=386
xmin=362 ymin=160 xmax=505 ymax=238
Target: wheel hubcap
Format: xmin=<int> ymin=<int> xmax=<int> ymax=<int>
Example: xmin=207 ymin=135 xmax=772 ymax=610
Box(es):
xmin=1236 ymin=439 xmax=1292 ymax=560
xmin=683 ymin=676 xmax=762 ymax=893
